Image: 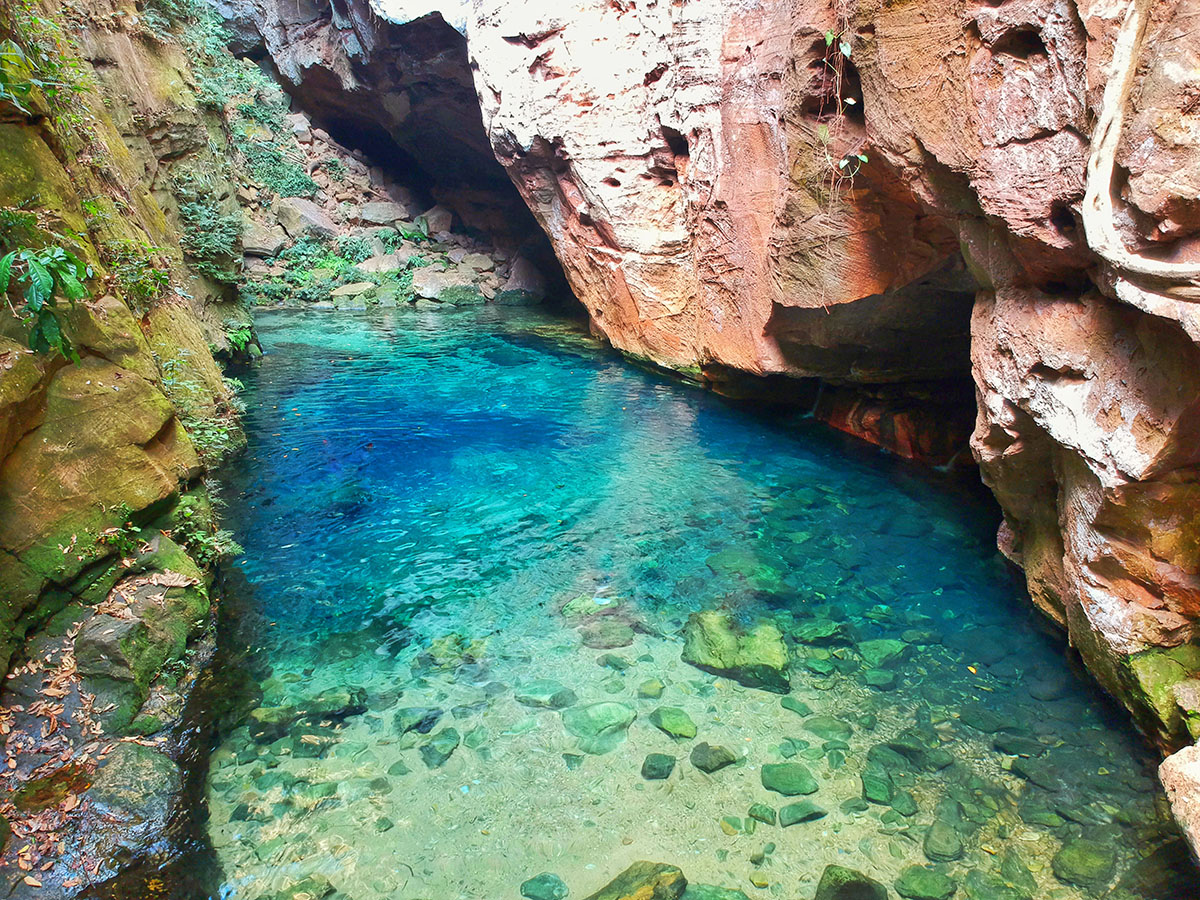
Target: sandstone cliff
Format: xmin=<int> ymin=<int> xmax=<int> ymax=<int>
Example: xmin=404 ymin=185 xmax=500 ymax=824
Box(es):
xmin=0 ymin=1 xmax=251 ymax=891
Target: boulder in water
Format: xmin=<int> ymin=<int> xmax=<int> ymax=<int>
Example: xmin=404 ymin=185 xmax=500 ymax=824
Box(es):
xmin=813 ymin=865 xmax=888 ymax=900
xmin=681 ymin=610 xmax=789 ymax=693
xmin=582 ymin=861 xmax=686 ymax=900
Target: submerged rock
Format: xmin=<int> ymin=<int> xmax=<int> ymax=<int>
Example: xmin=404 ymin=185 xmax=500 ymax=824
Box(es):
xmin=814 ymin=865 xmax=888 ymax=900
xmin=649 ymin=706 xmax=697 ymax=739
xmin=419 ymin=727 xmax=460 ymax=768
xmin=516 ymin=679 xmax=578 ymax=709
xmin=642 ymin=753 xmax=676 ymax=780
xmin=522 ymin=872 xmax=570 ymax=900
xmin=779 ymin=800 xmax=826 ymax=826
xmin=582 ymin=861 xmax=686 ymax=900
xmin=760 ymin=762 xmax=818 ymax=796
xmin=681 ymin=610 xmax=789 ymax=693
xmin=561 ymin=702 xmax=637 ymax=754
xmin=1051 ymin=838 xmax=1115 ymax=887
xmin=895 ymin=866 xmax=956 ymax=900
xmin=580 ymin=617 xmax=636 ymax=649
xmin=690 ymin=742 xmax=737 ymax=773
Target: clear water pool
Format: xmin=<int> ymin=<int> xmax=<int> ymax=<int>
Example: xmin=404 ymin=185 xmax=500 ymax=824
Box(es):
xmin=206 ymin=307 xmax=1192 ymax=900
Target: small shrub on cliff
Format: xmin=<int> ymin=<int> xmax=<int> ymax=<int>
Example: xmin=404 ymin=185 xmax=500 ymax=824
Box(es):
xmin=335 ymin=235 xmax=373 ymax=264
xmin=102 ymin=239 xmax=170 ymax=312
xmin=170 ymin=492 xmax=242 ymax=566
xmin=0 ymin=2 xmax=89 ymax=122
xmin=173 ymin=171 xmax=242 ymax=282
xmin=236 ymin=136 xmax=316 ymax=199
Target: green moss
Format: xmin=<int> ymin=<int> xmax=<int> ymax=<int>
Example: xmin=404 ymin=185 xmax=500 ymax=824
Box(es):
xmin=1128 ymin=643 xmax=1200 ymax=739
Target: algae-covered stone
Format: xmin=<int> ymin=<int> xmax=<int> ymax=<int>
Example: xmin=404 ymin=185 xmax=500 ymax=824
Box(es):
xmin=814 ymin=865 xmax=887 ymax=900
xmin=779 ymin=800 xmax=826 ymax=826
xmin=806 ymin=715 xmax=852 ymax=741
xmin=522 ymin=872 xmax=569 ymax=900
xmin=395 ymin=706 xmax=443 ymax=735
xmin=923 ymin=820 xmax=963 ymax=862
xmin=1051 ymin=838 xmax=1115 ymax=887
xmin=861 ymin=762 xmax=894 ymax=804
xmin=761 ymin=762 xmax=818 ymax=796
xmin=682 ymin=610 xmax=789 ymax=693
xmin=895 ymin=866 xmax=956 ymax=900
xmin=638 ymin=678 xmax=666 ymax=699
xmin=582 ymin=861 xmax=685 ymax=900
xmin=748 ymin=802 xmax=776 ymax=826
xmin=642 ymin=753 xmax=676 ymax=780
xmin=562 ymin=702 xmax=636 ymax=754
xmin=419 ymin=727 xmax=460 ymax=768
xmin=516 ymin=679 xmax=578 ymax=709
xmin=962 ymin=869 xmax=1029 ymax=900
xmin=691 ymin=742 xmax=737 ymax=773
xmin=649 ymin=706 xmax=697 ymax=739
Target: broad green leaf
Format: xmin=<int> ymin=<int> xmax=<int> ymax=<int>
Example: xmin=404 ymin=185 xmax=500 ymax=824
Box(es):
xmin=0 ymin=251 xmax=14 ymax=294
xmin=825 ymin=31 xmax=835 ymax=46
xmin=27 ymin=257 xmax=52 ymax=299
xmin=857 ymin=153 xmax=869 ymax=163
xmin=840 ymin=41 xmax=852 ymax=59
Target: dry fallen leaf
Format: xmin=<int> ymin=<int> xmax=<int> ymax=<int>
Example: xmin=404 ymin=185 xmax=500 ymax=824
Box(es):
xmin=23 ymin=875 xmax=41 ymax=887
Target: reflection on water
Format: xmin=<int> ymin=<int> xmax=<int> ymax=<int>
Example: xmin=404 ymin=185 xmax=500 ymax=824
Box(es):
xmin=207 ymin=307 xmax=1193 ymax=900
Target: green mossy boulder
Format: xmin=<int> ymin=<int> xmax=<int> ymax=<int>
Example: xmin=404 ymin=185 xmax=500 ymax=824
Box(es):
xmin=814 ymin=865 xmax=888 ymax=900
xmin=682 ymin=610 xmax=789 ymax=693
xmin=583 ymin=861 xmax=686 ymax=900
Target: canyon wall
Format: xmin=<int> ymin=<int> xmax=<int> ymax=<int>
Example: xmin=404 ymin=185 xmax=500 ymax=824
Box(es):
xmin=0 ymin=1 xmax=254 ymax=892
xmin=366 ymin=0 xmax=1200 ymax=801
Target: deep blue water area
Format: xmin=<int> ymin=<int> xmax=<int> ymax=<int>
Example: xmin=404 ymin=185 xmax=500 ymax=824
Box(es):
xmin=206 ymin=307 xmax=1193 ymax=900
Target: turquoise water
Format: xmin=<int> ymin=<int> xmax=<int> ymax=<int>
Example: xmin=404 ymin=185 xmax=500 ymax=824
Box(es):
xmin=207 ymin=307 xmax=1192 ymax=899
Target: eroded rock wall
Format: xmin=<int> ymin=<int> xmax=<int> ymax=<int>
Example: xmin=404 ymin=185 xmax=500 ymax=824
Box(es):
xmin=372 ymin=0 xmax=1200 ymax=760
xmin=0 ymin=1 xmax=251 ymax=892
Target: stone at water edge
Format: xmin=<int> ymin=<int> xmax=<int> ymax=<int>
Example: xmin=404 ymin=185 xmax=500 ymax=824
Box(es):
xmin=649 ymin=706 xmax=697 ymax=739
xmin=581 ymin=861 xmax=686 ymax=900
xmin=515 ymin=679 xmax=578 ymax=709
xmin=642 ymin=753 xmax=676 ymax=780
xmin=813 ymin=865 xmax=888 ymax=900
xmin=690 ymin=742 xmax=737 ymax=773
xmin=681 ymin=610 xmax=789 ymax=693
xmin=894 ymin=866 xmax=956 ymax=900
xmin=760 ymin=762 xmax=818 ymax=796
xmin=561 ymin=702 xmax=637 ymax=754
xmin=1051 ymin=837 xmax=1116 ymax=887
xmin=521 ymin=872 xmax=569 ymax=900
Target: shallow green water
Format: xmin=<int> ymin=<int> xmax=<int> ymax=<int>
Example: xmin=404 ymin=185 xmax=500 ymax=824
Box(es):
xmin=207 ymin=307 xmax=1193 ymax=900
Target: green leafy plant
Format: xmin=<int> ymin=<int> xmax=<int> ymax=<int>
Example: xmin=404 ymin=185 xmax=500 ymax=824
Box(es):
xmin=169 ymin=492 xmax=242 ymax=566
xmin=224 ymin=321 xmax=254 ymax=353
xmin=322 ymin=157 xmax=347 ymax=182
xmin=0 ymin=3 xmax=88 ymax=119
xmin=173 ymin=171 xmax=241 ymax=282
xmin=335 ymin=235 xmax=373 ymax=264
xmin=97 ymin=504 xmax=145 ymax=559
xmin=102 ymin=239 xmax=170 ymax=312
xmin=816 ymin=28 xmax=868 ymax=190
xmin=0 ymin=233 xmax=91 ymax=360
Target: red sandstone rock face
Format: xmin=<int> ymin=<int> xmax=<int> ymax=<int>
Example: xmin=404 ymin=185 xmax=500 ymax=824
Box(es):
xmin=450 ymin=0 xmax=1200 ymax=753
